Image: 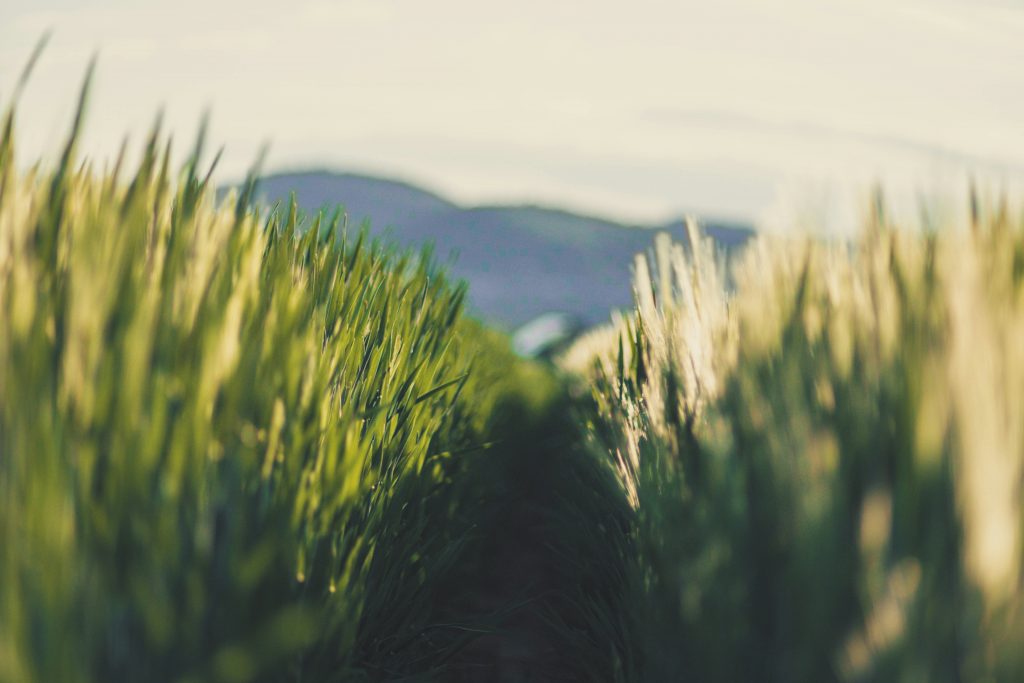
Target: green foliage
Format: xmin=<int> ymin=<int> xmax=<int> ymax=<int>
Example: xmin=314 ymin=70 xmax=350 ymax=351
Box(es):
xmin=575 ymin=212 xmax=1024 ymax=681
xmin=11 ymin=52 xmax=1024 ymax=683
xmin=0 ymin=81 xmax=562 ymax=681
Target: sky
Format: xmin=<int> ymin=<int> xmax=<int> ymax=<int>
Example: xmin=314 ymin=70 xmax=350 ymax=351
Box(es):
xmin=1 ymin=0 xmax=1022 ymax=233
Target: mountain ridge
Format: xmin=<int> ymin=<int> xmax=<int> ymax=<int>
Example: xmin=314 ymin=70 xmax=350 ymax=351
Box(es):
xmin=247 ymin=169 xmax=755 ymax=328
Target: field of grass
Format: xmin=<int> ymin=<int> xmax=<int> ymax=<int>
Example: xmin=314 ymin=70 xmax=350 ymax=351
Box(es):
xmin=0 ymin=65 xmax=627 ymax=680
xmin=568 ymin=212 xmax=1024 ymax=681
xmin=3 ymin=56 xmax=1024 ymax=682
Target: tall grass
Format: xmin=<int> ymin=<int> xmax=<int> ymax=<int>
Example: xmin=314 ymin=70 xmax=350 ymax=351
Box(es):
xmin=0 ymin=71 xmax=566 ymax=680
xmin=11 ymin=51 xmax=1024 ymax=682
xmin=570 ymin=206 xmax=1024 ymax=681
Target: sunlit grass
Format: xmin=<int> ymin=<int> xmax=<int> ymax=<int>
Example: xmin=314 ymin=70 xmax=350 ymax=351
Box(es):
xmin=0 ymin=64 xmax=568 ymax=680
xmin=7 ymin=44 xmax=1024 ymax=682
xmin=570 ymin=203 xmax=1024 ymax=680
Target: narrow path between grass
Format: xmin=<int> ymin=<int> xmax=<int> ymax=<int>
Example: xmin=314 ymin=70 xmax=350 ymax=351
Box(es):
xmin=430 ymin=387 xmax=633 ymax=682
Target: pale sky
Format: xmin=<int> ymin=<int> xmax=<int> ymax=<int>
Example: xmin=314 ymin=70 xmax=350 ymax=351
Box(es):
xmin=2 ymin=0 xmax=1022 ymax=232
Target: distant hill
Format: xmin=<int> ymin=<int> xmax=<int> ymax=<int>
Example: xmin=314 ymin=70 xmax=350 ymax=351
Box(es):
xmin=250 ymin=170 xmax=754 ymax=328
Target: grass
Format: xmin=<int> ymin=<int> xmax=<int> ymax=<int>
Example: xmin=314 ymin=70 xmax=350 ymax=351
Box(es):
xmin=6 ymin=50 xmax=1024 ymax=682
xmin=0 ymin=62 xmax=593 ymax=680
xmin=569 ymin=209 xmax=1024 ymax=681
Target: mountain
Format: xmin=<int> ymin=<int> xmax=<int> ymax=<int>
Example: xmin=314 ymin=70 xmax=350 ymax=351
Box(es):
xmin=251 ymin=170 xmax=754 ymax=328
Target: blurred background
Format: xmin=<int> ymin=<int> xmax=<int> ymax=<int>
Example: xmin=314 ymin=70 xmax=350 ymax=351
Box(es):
xmin=3 ymin=0 xmax=1022 ymax=334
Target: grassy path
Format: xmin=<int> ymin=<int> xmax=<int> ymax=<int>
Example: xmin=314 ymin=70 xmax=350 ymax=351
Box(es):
xmin=430 ymin=387 xmax=633 ymax=681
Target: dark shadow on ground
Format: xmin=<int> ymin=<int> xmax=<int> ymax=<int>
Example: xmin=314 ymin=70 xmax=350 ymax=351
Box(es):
xmin=414 ymin=386 xmax=634 ymax=682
